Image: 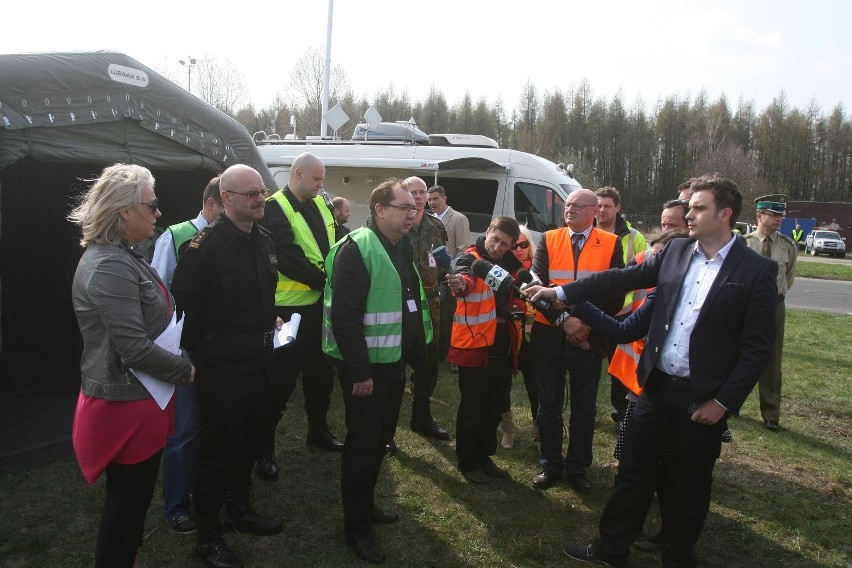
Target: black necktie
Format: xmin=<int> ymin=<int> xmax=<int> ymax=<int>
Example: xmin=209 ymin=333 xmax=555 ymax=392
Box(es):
xmin=572 ymin=233 xmax=583 ymax=263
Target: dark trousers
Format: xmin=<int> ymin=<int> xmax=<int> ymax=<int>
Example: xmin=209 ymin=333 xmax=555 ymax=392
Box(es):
xmin=270 ymin=303 xmax=334 ymax=437
xmin=193 ymin=388 xmax=270 ymax=523
xmin=533 ymin=324 xmax=603 ymax=475
xmin=410 ymin=304 xmax=441 ymax=403
xmin=455 ymin=356 xmax=512 ymax=472
xmin=95 ymin=450 xmax=162 ymax=568
xmin=338 ymin=363 xmax=405 ymax=540
xmin=594 ymin=370 xmax=725 ymax=568
xmin=517 ymin=338 xmax=538 ymax=422
xmin=757 ymin=298 xmax=785 ymax=422
xmin=438 ymin=293 xmax=456 ymax=360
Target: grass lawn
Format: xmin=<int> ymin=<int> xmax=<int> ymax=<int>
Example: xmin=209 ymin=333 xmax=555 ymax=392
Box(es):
xmin=796 ymin=257 xmax=852 ymax=281
xmin=1 ymin=310 xmax=850 ymax=567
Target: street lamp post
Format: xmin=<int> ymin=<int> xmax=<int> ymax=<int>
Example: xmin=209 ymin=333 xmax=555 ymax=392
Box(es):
xmin=178 ymin=57 xmax=197 ymax=92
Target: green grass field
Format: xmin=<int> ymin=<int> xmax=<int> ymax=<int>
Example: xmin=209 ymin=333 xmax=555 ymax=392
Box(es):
xmin=1 ymin=310 xmax=850 ymax=568
xmin=795 ymin=257 xmax=852 ymax=281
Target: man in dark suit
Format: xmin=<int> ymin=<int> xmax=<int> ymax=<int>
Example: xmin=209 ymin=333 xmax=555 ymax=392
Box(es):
xmin=528 ymin=174 xmax=778 ymax=568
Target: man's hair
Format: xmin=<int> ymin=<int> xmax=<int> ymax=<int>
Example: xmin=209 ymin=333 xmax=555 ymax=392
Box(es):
xmin=427 ymin=185 xmax=446 ymax=196
xmin=486 ymin=216 xmax=521 ymax=242
xmin=368 ymin=178 xmax=402 ymax=217
xmin=594 ymin=186 xmax=621 ymax=207
xmin=691 ymin=173 xmax=742 ymax=228
xmin=331 ymin=196 xmax=349 ymax=209
xmin=677 ymin=178 xmax=698 ymax=193
xmin=649 ymin=228 xmax=689 ymax=248
xmin=203 ymin=176 xmax=223 ymax=206
xmin=68 ymin=163 xmax=154 ymax=247
xmin=663 ymin=198 xmax=689 ymax=216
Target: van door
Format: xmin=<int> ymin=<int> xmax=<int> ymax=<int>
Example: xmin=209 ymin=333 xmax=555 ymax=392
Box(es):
xmin=513 ymin=181 xmax=566 ymax=232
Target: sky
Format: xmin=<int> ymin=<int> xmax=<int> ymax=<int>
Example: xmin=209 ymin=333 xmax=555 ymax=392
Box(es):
xmin=2 ymin=0 xmax=850 ymax=129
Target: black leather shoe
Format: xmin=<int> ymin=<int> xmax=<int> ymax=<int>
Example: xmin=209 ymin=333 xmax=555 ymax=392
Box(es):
xmin=255 ymin=453 xmax=279 ymax=482
xmin=196 ymin=537 xmax=244 ymax=568
xmin=532 ymin=470 xmax=561 ymax=490
xmin=563 ymin=543 xmax=614 ymax=566
xmin=385 ymin=439 xmax=398 ymax=455
xmin=481 ymin=459 xmax=510 ymax=478
xmin=306 ymin=433 xmax=345 ymax=452
xmin=371 ymin=508 xmax=400 ymax=524
xmin=410 ymin=419 xmax=451 ymax=441
xmin=764 ymin=420 xmax=780 ymax=432
xmin=568 ymin=473 xmax=593 ymax=493
xmin=223 ymin=509 xmax=283 ymax=536
xmin=348 ymin=536 xmax=385 ymax=564
xmin=165 ymin=514 xmax=197 ymax=534
xmin=633 ymin=532 xmax=672 ymax=553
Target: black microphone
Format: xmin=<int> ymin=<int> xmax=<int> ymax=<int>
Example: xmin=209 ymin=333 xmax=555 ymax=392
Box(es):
xmin=515 ymin=269 xmax=552 ymax=311
xmin=431 ymin=245 xmax=452 ymax=271
xmin=471 ymin=258 xmax=514 ymax=295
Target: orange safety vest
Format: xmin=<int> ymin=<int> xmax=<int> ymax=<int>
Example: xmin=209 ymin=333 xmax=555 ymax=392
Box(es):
xmin=607 ymin=249 xmax=651 ymax=396
xmin=450 ymin=250 xmax=523 ymax=350
xmin=534 ymin=227 xmax=619 ymax=327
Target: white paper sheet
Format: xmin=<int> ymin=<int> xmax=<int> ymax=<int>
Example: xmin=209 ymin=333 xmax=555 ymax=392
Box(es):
xmin=131 ymin=311 xmax=184 ymax=410
xmin=273 ymin=313 xmax=301 ymax=348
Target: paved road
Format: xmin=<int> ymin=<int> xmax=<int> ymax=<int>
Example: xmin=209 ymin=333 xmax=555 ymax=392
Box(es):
xmin=786 ymin=277 xmax=852 ymax=314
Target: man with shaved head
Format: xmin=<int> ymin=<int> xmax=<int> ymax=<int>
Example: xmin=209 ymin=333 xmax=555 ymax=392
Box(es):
xmin=530 ymin=188 xmax=624 ymax=493
xmin=172 ymin=164 xmax=283 ymax=567
xmin=259 ymin=152 xmax=345 ymax=479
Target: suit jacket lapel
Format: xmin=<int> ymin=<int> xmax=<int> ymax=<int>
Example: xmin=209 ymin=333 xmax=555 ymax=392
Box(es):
xmin=663 ymin=241 xmax=694 ymax=323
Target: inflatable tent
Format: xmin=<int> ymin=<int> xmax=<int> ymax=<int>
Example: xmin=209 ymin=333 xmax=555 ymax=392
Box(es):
xmin=0 ymin=51 xmax=274 ymax=471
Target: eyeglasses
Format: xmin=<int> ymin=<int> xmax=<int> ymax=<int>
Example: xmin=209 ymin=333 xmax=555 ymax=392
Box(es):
xmin=564 ymin=202 xmax=594 ymax=210
xmin=224 ymin=189 xmax=270 ymax=199
xmin=384 ymin=203 xmax=418 ymax=215
xmin=140 ymin=199 xmax=159 ymax=213
xmin=512 ymin=241 xmax=530 ymax=250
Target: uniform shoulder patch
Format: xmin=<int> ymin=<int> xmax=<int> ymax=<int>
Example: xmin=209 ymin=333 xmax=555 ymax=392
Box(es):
xmin=778 ymin=233 xmax=795 ymax=245
xmin=188 ymin=226 xmax=212 ymax=249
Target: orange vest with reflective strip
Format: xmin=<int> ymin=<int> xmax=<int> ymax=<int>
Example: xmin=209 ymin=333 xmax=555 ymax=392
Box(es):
xmin=534 ymin=227 xmax=619 ymax=327
xmin=607 ymin=249 xmax=651 ymax=395
xmin=451 ymin=250 xmax=498 ymax=349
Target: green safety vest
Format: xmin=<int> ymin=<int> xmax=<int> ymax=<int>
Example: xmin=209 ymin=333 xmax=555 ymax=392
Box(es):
xmin=322 ymin=227 xmax=433 ymax=363
xmin=269 ymin=191 xmax=336 ymax=306
xmin=168 ymin=220 xmax=200 ymax=257
xmin=792 ymin=229 xmax=803 ymax=242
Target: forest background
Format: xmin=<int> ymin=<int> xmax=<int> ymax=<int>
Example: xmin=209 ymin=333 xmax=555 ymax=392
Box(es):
xmin=159 ymin=47 xmax=852 ymax=222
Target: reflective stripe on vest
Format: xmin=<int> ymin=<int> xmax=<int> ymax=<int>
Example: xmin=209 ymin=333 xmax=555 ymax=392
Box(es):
xmin=534 ymin=227 xmax=619 ymax=326
xmin=322 ymin=227 xmax=432 ymax=363
xmin=450 ymin=249 xmax=498 ymax=349
xmin=270 ymin=191 xmax=336 ymax=306
xmin=168 ymin=220 xmax=199 ymax=257
xmin=608 ymin=339 xmax=644 ymax=396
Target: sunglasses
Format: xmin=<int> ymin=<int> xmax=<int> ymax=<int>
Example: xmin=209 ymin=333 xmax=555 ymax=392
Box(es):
xmin=140 ymin=199 xmax=159 ymax=213
xmin=512 ymin=241 xmax=530 ymax=250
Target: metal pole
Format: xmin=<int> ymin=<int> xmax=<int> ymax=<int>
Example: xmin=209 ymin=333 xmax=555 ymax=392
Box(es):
xmin=321 ymin=0 xmax=334 ymax=137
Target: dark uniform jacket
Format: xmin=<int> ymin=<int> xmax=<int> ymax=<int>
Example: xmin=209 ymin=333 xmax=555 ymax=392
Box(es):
xmin=171 ymin=212 xmax=278 ymax=397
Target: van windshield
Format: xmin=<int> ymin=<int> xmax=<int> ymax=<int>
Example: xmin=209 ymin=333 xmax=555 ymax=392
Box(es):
xmin=514 ymin=182 xmax=565 ymax=232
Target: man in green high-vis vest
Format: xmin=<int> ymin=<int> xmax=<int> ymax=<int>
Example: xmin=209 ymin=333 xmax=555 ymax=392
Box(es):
xmin=323 ymin=178 xmax=430 ymax=564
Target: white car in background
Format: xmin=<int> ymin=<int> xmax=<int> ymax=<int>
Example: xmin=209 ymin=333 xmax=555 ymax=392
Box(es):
xmin=804 ymin=230 xmax=847 ymax=257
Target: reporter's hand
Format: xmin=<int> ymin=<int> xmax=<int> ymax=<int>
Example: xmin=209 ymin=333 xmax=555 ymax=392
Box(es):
xmin=188 ymin=364 xmax=196 ymax=384
xmin=561 ymin=315 xmax=584 ymax=336
xmin=526 ymin=285 xmax=557 ymax=303
xmin=352 ymin=378 xmax=374 ymax=397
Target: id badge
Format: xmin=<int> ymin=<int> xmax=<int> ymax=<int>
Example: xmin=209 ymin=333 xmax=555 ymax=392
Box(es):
xmin=406 ymin=299 xmax=418 ymax=312
xmin=428 ymin=253 xmax=437 ymax=268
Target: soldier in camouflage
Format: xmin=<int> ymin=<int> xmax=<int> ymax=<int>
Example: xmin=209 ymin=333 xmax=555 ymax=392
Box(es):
xmin=403 ymin=177 xmax=451 ymax=440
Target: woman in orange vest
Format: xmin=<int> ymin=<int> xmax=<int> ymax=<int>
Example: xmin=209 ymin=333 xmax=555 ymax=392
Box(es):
xmin=446 ymin=217 xmax=526 ymax=484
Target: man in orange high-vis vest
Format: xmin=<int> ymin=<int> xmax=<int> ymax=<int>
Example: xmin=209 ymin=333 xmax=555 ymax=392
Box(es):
xmin=530 ymin=189 xmax=624 ymax=494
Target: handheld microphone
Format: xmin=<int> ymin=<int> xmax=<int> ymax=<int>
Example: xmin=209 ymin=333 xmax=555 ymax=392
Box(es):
xmin=471 ymin=259 xmax=514 ymax=295
xmin=515 ymin=269 xmax=552 ymax=311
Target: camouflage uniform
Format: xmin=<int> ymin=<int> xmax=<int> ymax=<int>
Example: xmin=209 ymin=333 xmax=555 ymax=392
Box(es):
xmin=407 ymin=213 xmax=449 ymax=435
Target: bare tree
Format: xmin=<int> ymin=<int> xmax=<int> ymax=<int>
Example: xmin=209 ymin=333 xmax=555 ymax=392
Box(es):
xmin=287 ymin=46 xmax=352 ymax=137
xmin=193 ymin=55 xmax=249 ymax=116
xmin=691 ymin=142 xmax=771 ymax=220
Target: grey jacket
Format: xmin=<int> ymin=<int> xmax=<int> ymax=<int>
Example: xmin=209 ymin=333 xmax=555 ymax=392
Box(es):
xmin=72 ymin=242 xmax=192 ymax=401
